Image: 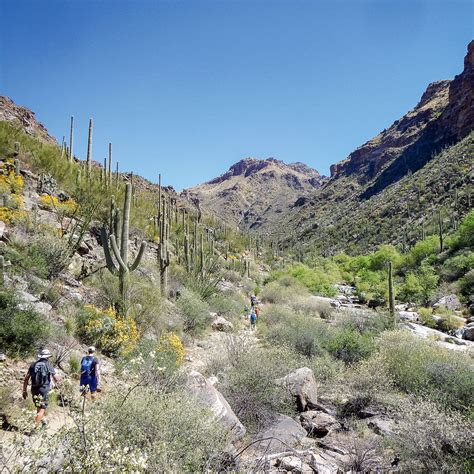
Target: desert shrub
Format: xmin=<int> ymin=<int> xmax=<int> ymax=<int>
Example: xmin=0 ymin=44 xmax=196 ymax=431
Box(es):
xmin=261 ymin=305 xmax=330 ymax=358
xmin=156 ymin=332 xmax=185 ymax=368
xmin=309 ymin=353 xmax=345 ymax=384
xmin=105 ymin=388 xmax=228 ymax=472
xmin=433 ymin=306 xmax=464 ymax=332
xmin=337 ymin=309 xmax=393 ymax=335
xmin=75 ymin=305 xmax=139 ymax=357
xmin=268 ymin=262 xmax=340 ymax=296
xmin=326 ymin=328 xmax=375 ymax=364
xmin=38 ymin=194 xmax=78 ymax=216
xmin=68 ymin=355 xmax=80 ymax=376
xmin=289 ymin=296 xmax=334 ymax=319
xmin=458 ymin=269 xmax=474 ymax=301
xmin=441 ymin=251 xmax=474 ymax=280
xmin=353 ymin=269 xmax=387 ymax=304
xmin=376 ymin=330 xmax=474 ymax=412
xmin=176 ymin=288 xmax=211 ymax=335
xmin=391 ymin=399 xmax=474 ymax=472
xmin=398 ymin=264 xmax=439 ymax=304
xmin=367 ymin=245 xmax=402 ymax=271
xmin=451 ymin=210 xmax=474 ymax=250
xmin=405 ymin=235 xmax=439 ymax=267
xmin=222 ymin=346 xmax=297 ymax=431
xmin=261 ymin=276 xmax=308 ymax=304
xmin=0 ymin=290 xmax=52 ymax=357
xmin=418 ymin=307 xmax=437 ymax=328
xmin=208 ymin=291 xmax=244 ymax=319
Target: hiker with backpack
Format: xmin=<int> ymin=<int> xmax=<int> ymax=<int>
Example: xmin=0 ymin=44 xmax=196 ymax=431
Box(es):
xmin=22 ymin=349 xmax=60 ymax=425
xmin=80 ymin=346 xmax=100 ymax=400
xmin=250 ymin=295 xmax=258 ymax=307
xmin=250 ymin=308 xmax=257 ymax=331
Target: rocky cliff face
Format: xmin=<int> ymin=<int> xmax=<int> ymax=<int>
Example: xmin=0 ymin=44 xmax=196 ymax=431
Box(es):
xmin=182 ymin=158 xmax=325 ymax=231
xmin=330 ymin=40 xmax=474 ymax=199
xmin=0 ymin=96 xmax=56 ymax=144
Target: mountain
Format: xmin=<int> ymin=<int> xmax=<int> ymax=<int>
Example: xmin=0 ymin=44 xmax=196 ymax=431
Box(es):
xmin=182 ymin=157 xmax=325 ymax=232
xmin=277 ymin=40 xmax=474 ymax=254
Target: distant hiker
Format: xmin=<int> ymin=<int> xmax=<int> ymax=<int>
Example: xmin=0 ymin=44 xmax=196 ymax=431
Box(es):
xmin=250 ymin=309 xmax=257 ymax=331
xmin=80 ymin=346 xmax=100 ymax=400
xmin=22 ymin=349 xmax=60 ymax=425
xmin=243 ymin=305 xmax=250 ymax=319
xmin=254 ymin=306 xmax=260 ymax=318
xmin=250 ymin=295 xmax=258 ymax=307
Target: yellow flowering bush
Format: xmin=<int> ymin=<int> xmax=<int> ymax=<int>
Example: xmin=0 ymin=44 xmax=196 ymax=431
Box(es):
xmin=0 ymin=207 xmax=26 ymax=224
xmin=156 ymin=332 xmax=185 ymax=367
xmin=76 ymin=305 xmax=139 ymax=357
xmin=39 ymin=195 xmax=78 ymax=215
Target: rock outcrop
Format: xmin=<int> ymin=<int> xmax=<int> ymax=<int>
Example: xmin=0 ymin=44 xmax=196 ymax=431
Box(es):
xmin=276 ymin=367 xmax=318 ymax=412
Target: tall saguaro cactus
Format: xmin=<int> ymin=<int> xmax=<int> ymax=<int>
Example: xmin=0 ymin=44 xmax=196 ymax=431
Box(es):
xmin=158 ymin=216 xmax=170 ymax=298
xmin=101 ymin=183 xmax=146 ymax=311
xmin=86 ymin=118 xmax=93 ymax=175
xmin=69 ymin=116 xmax=74 ymax=162
xmin=438 ymin=210 xmax=444 ymax=253
xmin=388 ymin=261 xmax=395 ymax=322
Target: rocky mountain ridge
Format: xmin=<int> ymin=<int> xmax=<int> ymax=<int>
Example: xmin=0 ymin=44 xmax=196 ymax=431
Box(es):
xmin=182 ymin=157 xmax=326 ymax=231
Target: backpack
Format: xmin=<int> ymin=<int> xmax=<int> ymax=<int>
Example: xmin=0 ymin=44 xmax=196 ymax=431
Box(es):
xmin=81 ymin=356 xmax=95 ymax=378
xmin=31 ymin=361 xmax=50 ymax=388
xmin=250 ymin=313 xmax=257 ymax=322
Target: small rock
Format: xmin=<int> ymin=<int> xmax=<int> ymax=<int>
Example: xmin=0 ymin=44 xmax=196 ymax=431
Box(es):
xmin=212 ymin=316 xmax=234 ymax=332
xmin=367 ymin=417 xmax=395 ymax=437
xmin=300 ymin=411 xmax=338 ymax=438
xmin=0 ymin=220 xmax=6 ymax=239
xmin=276 ymin=456 xmax=313 ymax=473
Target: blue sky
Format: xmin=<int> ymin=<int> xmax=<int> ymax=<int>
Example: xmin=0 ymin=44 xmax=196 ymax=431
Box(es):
xmin=0 ymin=0 xmax=472 ymax=190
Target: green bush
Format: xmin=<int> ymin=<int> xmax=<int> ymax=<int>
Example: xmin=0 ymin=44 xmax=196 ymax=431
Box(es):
xmin=418 ymin=307 xmax=437 ymax=328
xmin=176 ymin=288 xmax=211 ymax=335
xmin=0 ymin=290 xmax=52 ymax=357
xmin=261 ymin=276 xmax=308 ymax=304
xmin=441 ymin=251 xmax=474 ymax=281
xmin=222 ymin=346 xmax=297 ymax=432
xmin=376 ymin=331 xmax=474 ymax=412
xmin=451 ymin=210 xmax=474 ymax=250
xmin=458 ymin=269 xmax=474 ymax=301
xmin=405 ymin=236 xmax=439 ymax=267
xmin=398 ymin=264 xmax=439 ymax=304
xmin=326 ymin=328 xmax=375 ymax=364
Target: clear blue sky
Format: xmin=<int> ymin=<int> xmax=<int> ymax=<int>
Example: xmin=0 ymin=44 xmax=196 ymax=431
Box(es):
xmin=1 ymin=0 xmax=472 ymax=190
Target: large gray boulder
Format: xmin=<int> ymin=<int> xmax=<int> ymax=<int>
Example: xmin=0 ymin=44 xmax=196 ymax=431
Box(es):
xmin=299 ymin=411 xmax=339 ymax=438
xmin=211 ymin=315 xmax=234 ymax=332
xmin=463 ymin=323 xmax=474 ymax=341
xmin=187 ymin=370 xmax=245 ymax=441
xmin=434 ymin=294 xmax=462 ymax=311
xmin=276 ymin=367 xmax=318 ymax=411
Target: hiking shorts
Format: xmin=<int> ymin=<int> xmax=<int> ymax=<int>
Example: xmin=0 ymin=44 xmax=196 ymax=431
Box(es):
xmin=80 ymin=376 xmax=98 ymax=393
xmin=31 ymin=386 xmax=50 ymax=409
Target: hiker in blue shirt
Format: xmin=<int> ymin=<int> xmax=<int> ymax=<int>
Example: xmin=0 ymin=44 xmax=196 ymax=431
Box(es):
xmin=22 ymin=349 xmax=60 ymax=425
xmin=250 ymin=309 xmax=257 ymax=331
xmin=80 ymin=346 xmax=101 ymax=400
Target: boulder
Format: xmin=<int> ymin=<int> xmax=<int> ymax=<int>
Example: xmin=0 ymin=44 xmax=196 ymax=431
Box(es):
xmin=299 ymin=411 xmax=338 ymax=438
xmin=254 ymin=415 xmax=307 ymax=453
xmin=0 ymin=220 xmax=6 ymax=239
xmin=367 ymin=416 xmax=395 ymax=437
xmin=398 ymin=311 xmax=419 ymax=322
xmin=212 ymin=316 xmax=234 ymax=332
xmin=276 ymin=367 xmax=318 ymax=411
xmin=434 ymin=294 xmax=462 ymax=311
xmin=463 ymin=323 xmax=474 ymax=341
xmin=15 ymin=290 xmax=38 ymax=303
xmin=187 ymin=370 xmax=245 ymax=441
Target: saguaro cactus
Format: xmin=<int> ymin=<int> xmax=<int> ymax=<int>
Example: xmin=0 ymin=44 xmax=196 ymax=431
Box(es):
xmin=86 ymin=118 xmax=93 ymax=175
xmin=0 ymin=255 xmax=4 ymax=285
xmin=101 ymin=183 xmax=146 ymax=310
xmin=388 ymin=261 xmax=395 ymax=322
xmin=69 ymin=116 xmax=74 ymax=161
xmin=438 ymin=210 xmax=444 ymax=253
xmin=158 ymin=217 xmax=170 ymax=298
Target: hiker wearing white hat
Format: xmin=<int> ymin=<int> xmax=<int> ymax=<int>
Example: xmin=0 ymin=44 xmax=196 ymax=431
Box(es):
xmin=22 ymin=349 xmax=60 ymax=425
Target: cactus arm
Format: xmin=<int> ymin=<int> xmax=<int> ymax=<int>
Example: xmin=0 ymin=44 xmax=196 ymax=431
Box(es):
xmin=101 ymin=227 xmax=119 ymax=275
xmin=110 ymin=234 xmax=128 ymax=272
xmin=130 ymin=241 xmax=147 ymax=271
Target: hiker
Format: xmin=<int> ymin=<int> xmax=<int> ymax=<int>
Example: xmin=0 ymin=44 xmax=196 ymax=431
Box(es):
xmin=250 ymin=309 xmax=257 ymax=331
xmin=250 ymin=294 xmax=258 ymax=307
xmin=254 ymin=305 xmax=260 ymax=319
xmin=243 ymin=305 xmax=250 ymax=319
xmin=22 ymin=349 xmax=60 ymax=425
xmin=80 ymin=346 xmax=100 ymax=400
